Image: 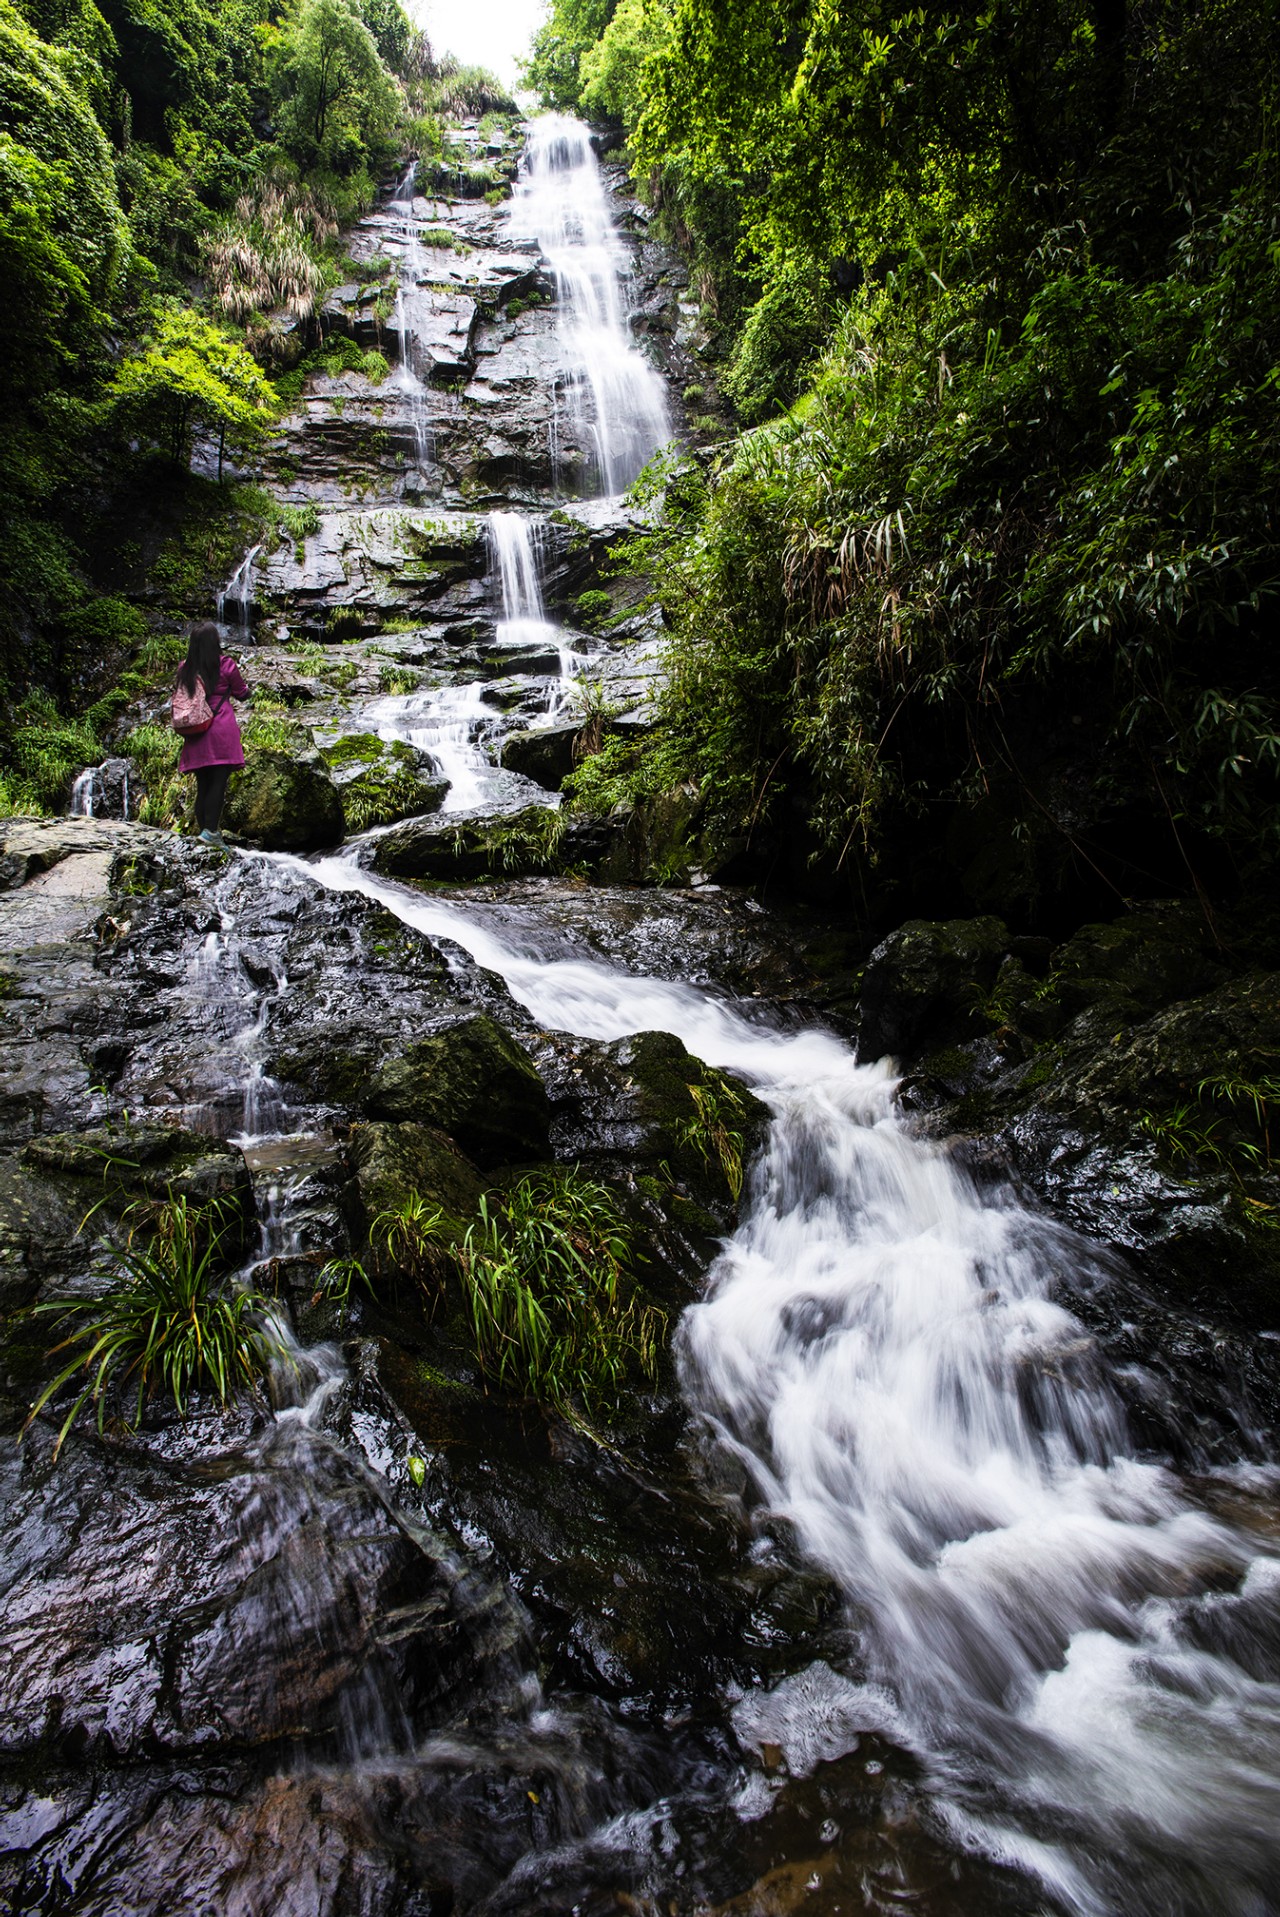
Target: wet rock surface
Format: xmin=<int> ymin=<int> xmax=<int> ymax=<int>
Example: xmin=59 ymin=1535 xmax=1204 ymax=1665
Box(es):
xmin=365 ymin=1013 xmax=550 ymax=1168
xmin=886 ymin=906 xmax=1280 ymax=1340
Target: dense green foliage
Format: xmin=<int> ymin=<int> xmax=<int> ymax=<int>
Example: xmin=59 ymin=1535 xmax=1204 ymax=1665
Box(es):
xmin=542 ymin=0 xmax=1280 ymax=912
xmin=0 ymin=0 xmax=505 ymax=716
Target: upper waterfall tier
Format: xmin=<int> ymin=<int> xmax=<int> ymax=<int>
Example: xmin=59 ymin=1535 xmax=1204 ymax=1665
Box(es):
xmin=509 ymin=115 xmax=672 ymax=496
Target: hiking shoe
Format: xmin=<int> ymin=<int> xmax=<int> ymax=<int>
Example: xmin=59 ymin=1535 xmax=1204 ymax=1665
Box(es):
xmin=198 ymin=829 xmax=227 ymax=850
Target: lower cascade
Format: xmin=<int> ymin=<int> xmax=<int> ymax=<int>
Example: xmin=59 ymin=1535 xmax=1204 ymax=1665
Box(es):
xmin=273 ymin=846 xmax=1280 ymax=1915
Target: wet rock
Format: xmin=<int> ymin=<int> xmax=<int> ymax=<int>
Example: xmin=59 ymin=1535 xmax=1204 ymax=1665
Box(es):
xmin=0 ymin=1126 xmax=253 ymax=1312
xmin=373 ymin=808 xmax=561 ymax=883
xmin=914 ymin=966 xmax=1280 ymax=1327
xmin=225 ymin=749 xmax=345 ymax=851
xmin=1045 ymin=902 xmax=1227 ymax=1026
xmin=544 ymin=1028 xmax=770 ymax=1225
xmin=499 ymin=724 xmax=580 ymax=791
xmin=0 ymin=815 xmax=159 ymax=894
xmin=349 ymin=1120 xmax=484 ymax=1238
xmin=319 ymin=733 xmax=448 ymax=830
xmin=856 ymin=916 xmax=1010 ymax=1062
xmin=366 ymin=1015 xmax=550 ymax=1168
xmin=0 ymin=1410 xmax=514 ymax=1762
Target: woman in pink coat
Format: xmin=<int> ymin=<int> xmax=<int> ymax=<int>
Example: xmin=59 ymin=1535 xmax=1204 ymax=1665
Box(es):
xmin=175 ymin=621 xmax=250 ymax=848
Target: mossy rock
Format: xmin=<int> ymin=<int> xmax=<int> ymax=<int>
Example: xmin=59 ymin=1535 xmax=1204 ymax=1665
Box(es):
xmin=348 ymin=1121 xmax=484 ymax=1245
xmin=857 ymin=915 xmax=1010 ymax=1063
xmin=1 ymin=1126 xmax=253 ymax=1308
xmin=1046 ymin=903 xmax=1227 ymax=1026
xmin=602 ymin=1030 xmax=770 ymax=1217
xmin=225 ymin=748 xmax=345 ymax=851
xmin=366 ymin=1015 xmax=550 ymax=1169
xmin=319 ymin=735 xmax=447 ymax=831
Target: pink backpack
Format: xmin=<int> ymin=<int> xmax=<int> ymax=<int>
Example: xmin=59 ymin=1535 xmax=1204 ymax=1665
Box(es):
xmin=171 ymin=676 xmax=225 ymax=738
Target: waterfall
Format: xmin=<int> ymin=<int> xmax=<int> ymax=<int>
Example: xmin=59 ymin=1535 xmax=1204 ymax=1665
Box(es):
xmin=488 ymin=511 xmax=556 ymax=650
xmin=389 ymin=163 xmax=432 ymax=476
xmin=272 ymin=845 xmax=1280 ymax=1916
xmin=488 ymin=510 xmax=580 ymax=711
xmin=69 ymin=758 xmax=130 ymax=820
xmin=365 ymin=682 xmax=496 ymax=815
xmin=69 ymin=766 xmax=99 ymax=818
xmin=510 ymin=114 xmax=671 ymax=495
xmin=217 ymin=544 xmax=260 ymax=643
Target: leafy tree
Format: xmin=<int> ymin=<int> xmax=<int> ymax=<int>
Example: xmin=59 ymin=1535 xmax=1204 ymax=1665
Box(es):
xmin=523 ymin=0 xmax=618 ymax=109
xmin=268 ymin=0 xmax=400 ymax=181
xmin=578 ymin=0 xmax=669 ymax=126
xmin=110 ymin=302 xmax=279 ymax=471
xmin=358 ymin=0 xmax=412 ymax=73
xmin=0 ymin=0 xmax=128 ymax=296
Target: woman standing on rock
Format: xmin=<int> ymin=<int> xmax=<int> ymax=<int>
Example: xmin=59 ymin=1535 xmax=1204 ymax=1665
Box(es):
xmin=174 ymin=620 xmax=249 ymax=849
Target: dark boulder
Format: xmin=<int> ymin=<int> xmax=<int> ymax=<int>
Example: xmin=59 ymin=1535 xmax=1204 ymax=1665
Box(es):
xmin=225 ymin=749 xmax=345 ymax=851
xmin=856 ymin=916 xmax=1010 ymax=1062
xmin=348 ymin=1119 xmax=484 ymax=1240
xmin=365 ymin=1015 xmax=550 ymax=1168
xmin=0 ymin=1125 xmax=253 ymax=1309
xmin=499 ymin=724 xmax=581 ymax=791
xmin=544 ymin=1028 xmax=770 ymax=1228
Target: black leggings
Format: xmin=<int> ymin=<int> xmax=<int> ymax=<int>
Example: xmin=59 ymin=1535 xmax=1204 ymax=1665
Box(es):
xmin=193 ymin=764 xmax=233 ymax=831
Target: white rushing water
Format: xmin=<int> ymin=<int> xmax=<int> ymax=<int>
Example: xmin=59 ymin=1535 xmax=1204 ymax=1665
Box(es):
xmin=266 ymin=844 xmax=1280 ymax=1914
xmin=217 ymin=543 xmax=260 ymax=643
xmin=510 ymin=114 xmax=671 ymax=494
xmin=488 ymin=509 xmax=581 ymax=707
xmin=364 ymin=682 xmax=499 ymax=814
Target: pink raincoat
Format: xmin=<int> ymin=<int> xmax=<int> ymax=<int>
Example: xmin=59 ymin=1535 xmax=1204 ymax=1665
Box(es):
xmin=176 ymin=656 xmax=249 ymax=771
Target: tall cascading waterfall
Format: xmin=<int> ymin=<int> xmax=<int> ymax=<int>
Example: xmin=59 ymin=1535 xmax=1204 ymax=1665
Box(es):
xmin=510 ymin=113 xmax=671 ymax=496
xmin=389 ymin=163 xmax=432 ymax=477
xmin=272 ymin=844 xmax=1280 ymax=1917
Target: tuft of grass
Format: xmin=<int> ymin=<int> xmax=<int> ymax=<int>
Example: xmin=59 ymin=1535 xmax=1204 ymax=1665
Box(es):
xmin=26 ymin=1195 xmax=280 ymax=1456
xmin=121 ymin=722 xmax=186 ymax=828
xmin=1140 ymin=1065 xmax=1280 ymax=1231
xmin=372 ymin=1171 xmax=665 ymax=1412
xmin=379 ymin=665 xmax=422 ymax=695
xmin=676 ymin=1078 xmax=751 ymax=1202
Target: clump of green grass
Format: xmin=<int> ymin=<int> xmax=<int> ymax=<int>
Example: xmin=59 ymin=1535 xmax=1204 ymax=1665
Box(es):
xmin=4 ymin=692 xmax=102 ymax=814
xmin=27 ymin=1194 xmax=280 ymax=1456
xmin=1140 ymin=1065 xmax=1280 ymax=1230
xmin=241 ymin=700 xmax=302 ymax=752
xmin=371 ymin=1170 xmax=665 ymax=1412
xmin=379 ymin=665 xmax=421 ymax=694
xmin=676 ymin=1079 xmax=751 ymax=1202
xmin=121 ymin=722 xmax=186 ymax=828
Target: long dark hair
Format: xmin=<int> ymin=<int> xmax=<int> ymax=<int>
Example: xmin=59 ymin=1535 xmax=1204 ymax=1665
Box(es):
xmin=177 ymin=621 xmax=222 ymax=697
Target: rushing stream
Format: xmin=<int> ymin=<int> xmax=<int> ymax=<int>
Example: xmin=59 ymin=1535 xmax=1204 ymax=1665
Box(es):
xmin=246 ymin=844 xmax=1280 ymax=1915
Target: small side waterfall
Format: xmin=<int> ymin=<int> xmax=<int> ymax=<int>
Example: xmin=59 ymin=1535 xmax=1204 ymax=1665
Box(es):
xmin=487 ymin=512 xmax=556 ymax=650
xmin=217 ymin=544 xmax=260 ymax=643
xmin=69 ymin=759 xmax=131 ymax=820
xmin=388 ymin=164 xmax=432 ymax=476
xmin=488 ymin=510 xmax=581 ymax=713
xmin=510 ymin=115 xmax=671 ymax=495
xmin=69 ymin=767 xmax=100 ymax=818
